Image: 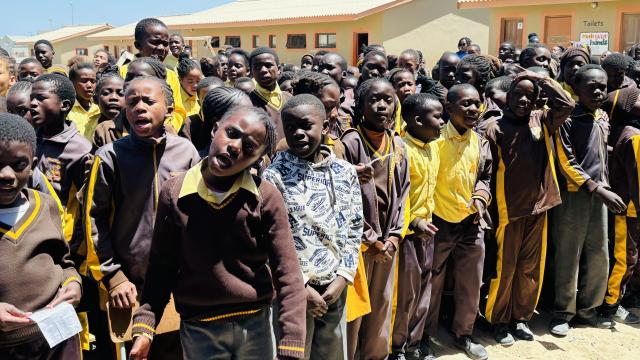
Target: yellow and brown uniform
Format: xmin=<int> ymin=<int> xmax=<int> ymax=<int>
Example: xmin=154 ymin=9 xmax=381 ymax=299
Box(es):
xmin=483 ymin=77 xmax=574 ymax=325
xmin=425 ymin=122 xmax=492 ymax=338
xmin=67 ymin=100 xmax=100 ymax=140
xmin=249 ymin=80 xmax=292 ymax=142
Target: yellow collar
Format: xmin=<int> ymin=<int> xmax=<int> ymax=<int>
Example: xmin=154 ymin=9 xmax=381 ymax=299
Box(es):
xmin=179 ymin=160 xmax=259 ymax=205
xmin=253 ymin=79 xmax=283 ymax=110
xmin=403 ymin=133 xmax=431 ymax=149
xmin=180 ymin=87 xmax=197 ymax=103
xmin=443 ymin=121 xmax=472 ymax=141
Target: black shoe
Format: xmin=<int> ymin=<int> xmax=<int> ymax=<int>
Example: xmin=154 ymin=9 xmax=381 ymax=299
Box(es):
xmin=454 ymin=335 xmax=488 ymax=360
xmin=420 ymin=337 xmax=437 ymax=360
xmin=572 ymin=315 xmax=616 ymax=329
xmin=405 ymin=348 xmax=422 ymax=360
xmin=390 ymin=353 xmax=407 ymax=360
xmin=493 ymin=324 xmax=514 ymax=346
xmin=511 ymin=321 xmax=534 ymax=341
xmin=621 ymin=293 xmax=640 ymax=309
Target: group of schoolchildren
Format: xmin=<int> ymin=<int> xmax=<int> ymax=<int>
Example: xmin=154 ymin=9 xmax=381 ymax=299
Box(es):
xmin=1 ymin=17 xmax=640 ymax=360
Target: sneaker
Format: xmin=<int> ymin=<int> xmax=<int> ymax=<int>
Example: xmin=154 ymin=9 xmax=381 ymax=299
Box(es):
xmin=405 ymin=349 xmax=422 ymax=360
xmin=512 ymin=321 xmax=534 ymax=341
xmin=390 ymin=353 xmax=407 ymax=360
xmin=549 ymin=318 xmax=570 ymax=337
xmin=493 ymin=324 xmax=515 ymax=346
xmin=613 ymin=306 xmax=640 ymax=324
xmin=454 ymin=335 xmax=488 ymax=360
xmin=572 ymin=315 xmax=616 ymax=329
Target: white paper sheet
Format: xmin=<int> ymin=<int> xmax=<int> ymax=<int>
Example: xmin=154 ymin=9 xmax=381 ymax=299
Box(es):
xmin=28 ymin=302 xmax=82 ymax=348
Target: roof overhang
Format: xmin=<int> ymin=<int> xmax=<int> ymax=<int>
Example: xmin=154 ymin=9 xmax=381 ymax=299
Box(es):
xmin=16 ymin=25 xmax=113 ymax=45
xmin=458 ymin=0 xmax=616 ymax=9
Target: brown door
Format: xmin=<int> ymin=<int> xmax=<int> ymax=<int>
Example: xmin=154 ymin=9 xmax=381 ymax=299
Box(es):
xmin=501 ymin=18 xmax=524 ymax=48
xmin=545 ymin=15 xmax=572 ymax=48
xmin=621 ymin=13 xmax=640 ymax=53
xmin=353 ymin=33 xmax=368 ymax=65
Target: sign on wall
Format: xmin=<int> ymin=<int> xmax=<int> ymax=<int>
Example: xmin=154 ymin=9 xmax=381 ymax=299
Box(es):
xmin=579 ymin=32 xmax=609 ymax=55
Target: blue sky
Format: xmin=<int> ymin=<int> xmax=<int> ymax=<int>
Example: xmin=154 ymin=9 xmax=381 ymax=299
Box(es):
xmin=0 ymin=0 xmax=232 ymax=36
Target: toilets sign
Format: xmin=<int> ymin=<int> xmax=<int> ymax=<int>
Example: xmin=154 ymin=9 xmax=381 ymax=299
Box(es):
xmin=579 ymin=32 xmax=609 ymax=55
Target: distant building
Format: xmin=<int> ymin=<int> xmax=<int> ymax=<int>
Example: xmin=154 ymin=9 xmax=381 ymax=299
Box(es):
xmin=15 ymin=24 xmax=113 ymax=65
xmin=0 ymin=35 xmax=29 ymax=62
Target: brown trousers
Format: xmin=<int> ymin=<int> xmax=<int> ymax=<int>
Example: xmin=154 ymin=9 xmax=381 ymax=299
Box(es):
xmin=425 ymin=215 xmax=484 ymax=338
xmin=347 ymin=250 xmax=397 ymax=360
xmin=0 ymin=334 xmax=81 ymax=360
xmin=605 ymin=215 xmax=640 ymax=307
xmin=391 ymin=234 xmax=434 ymax=354
xmin=484 ymin=213 xmax=547 ymax=325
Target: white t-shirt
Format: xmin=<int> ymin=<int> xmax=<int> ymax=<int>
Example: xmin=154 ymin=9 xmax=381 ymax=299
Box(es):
xmin=0 ymin=197 xmax=30 ymax=228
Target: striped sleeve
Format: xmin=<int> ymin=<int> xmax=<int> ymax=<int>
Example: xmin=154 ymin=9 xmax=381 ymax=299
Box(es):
xmin=554 ymin=121 xmax=598 ymax=193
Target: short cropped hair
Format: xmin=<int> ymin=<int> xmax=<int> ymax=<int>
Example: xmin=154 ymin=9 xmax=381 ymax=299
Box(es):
xmin=0 ymin=112 xmax=37 ymax=151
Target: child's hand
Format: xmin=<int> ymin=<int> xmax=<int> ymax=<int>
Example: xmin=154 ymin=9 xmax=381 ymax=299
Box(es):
xmin=375 ymin=238 xmax=397 ymax=263
xmin=47 ymin=281 xmax=82 ymax=308
xmin=514 ymin=68 xmax=548 ymax=83
xmin=594 ymin=187 xmax=627 ymax=213
xmin=415 ymin=219 xmax=439 ymax=240
xmin=354 ymin=163 xmax=373 ymax=184
xmin=471 ymin=199 xmax=492 ymax=230
xmin=306 ymin=286 xmax=328 ymax=318
xmin=0 ymin=302 xmax=32 ymax=332
xmin=129 ymin=335 xmax=152 ymax=360
xmin=322 ymin=276 xmax=347 ymax=306
xmin=109 ymin=281 xmax=138 ymax=309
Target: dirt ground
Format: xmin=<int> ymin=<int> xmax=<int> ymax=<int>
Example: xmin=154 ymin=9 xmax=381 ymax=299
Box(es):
xmin=431 ymin=308 xmax=640 ymax=360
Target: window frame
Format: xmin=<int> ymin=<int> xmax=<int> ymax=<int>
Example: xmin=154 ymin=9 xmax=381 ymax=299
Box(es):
xmin=315 ymin=33 xmax=337 ymax=49
xmin=269 ymin=34 xmax=277 ymax=48
xmin=252 ymin=35 xmax=260 ymax=48
xmin=225 ymin=36 xmax=241 ymax=48
xmin=75 ymin=48 xmax=88 ymax=56
xmin=286 ymin=34 xmax=307 ymax=49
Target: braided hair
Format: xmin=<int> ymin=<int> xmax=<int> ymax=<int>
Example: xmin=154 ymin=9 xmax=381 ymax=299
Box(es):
xmin=219 ymin=106 xmax=277 ymax=156
xmin=176 ymin=53 xmax=201 ymax=79
xmin=354 ymin=77 xmax=396 ymax=126
xmin=126 ymin=76 xmax=174 ymax=107
xmin=291 ymin=70 xmax=338 ymax=97
xmin=458 ymin=54 xmax=499 ymax=93
xmin=202 ymin=87 xmax=250 ymax=124
xmin=127 ymin=57 xmax=167 ymax=80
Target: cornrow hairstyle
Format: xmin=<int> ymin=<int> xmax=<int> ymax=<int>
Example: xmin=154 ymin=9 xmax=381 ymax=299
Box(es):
xmin=402 ymin=93 xmax=441 ymax=122
xmin=354 ymin=77 xmax=396 ymax=126
xmin=486 ymin=76 xmax=513 ymax=94
xmin=94 ymin=72 xmax=124 ymax=102
xmin=202 ymin=87 xmax=250 ymax=123
xmin=69 ymin=62 xmax=95 ymax=82
xmin=128 ymin=57 xmax=167 ymax=79
xmin=229 ymin=48 xmax=250 ymax=67
xmin=459 ymin=54 xmax=498 ymax=88
xmin=388 ymin=68 xmax=414 ymax=86
xmin=127 ymin=76 xmax=174 ymax=107
xmin=0 ymin=112 xmax=37 ymax=151
xmin=134 ymin=18 xmax=167 ymax=42
xmin=282 ymin=93 xmax=326 ymax=120
xmin=197 ymin=76 xmax=224 ymax=92
xmin=34 ymin=39 xmax=53 ymax=50
xmin=219 ymin=105 xmax=276 ymax=156
xmin=291 ymin=70 xmax=338 ymax=97
xmin=573 ymin=64 xmax=605 ymax=87
xmin=250 ymin=47 xmax=280 ymax=67
xmin=35 ymin=73 xmax=76 ymax=106
xmin=8 ymin=80 xmax=34 ymax=97
xmin=176 ymin=53 xmax=201 ymax=79
xmin=602 ymin=53 xmax=630 ymax=71
xmin=324 ymin=52 xmax=348 ymax=72
xmin=277 ymin=71 xmax=296 ymax=86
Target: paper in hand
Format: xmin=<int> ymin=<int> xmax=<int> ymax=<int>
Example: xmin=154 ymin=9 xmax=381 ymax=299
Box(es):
xmin=28 ymin=302 xmax=82 ymax=348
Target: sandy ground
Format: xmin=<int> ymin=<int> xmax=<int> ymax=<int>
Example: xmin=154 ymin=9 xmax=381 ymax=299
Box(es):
xmin=431 ymin=307 xmax=640 ymax=360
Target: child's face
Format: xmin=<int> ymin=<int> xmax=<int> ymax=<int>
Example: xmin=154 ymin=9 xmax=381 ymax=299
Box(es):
xmin=7 ymin=91 xmax=32 ymax=123
xmin=73 ymin=68 xmax=96 ymax=102
xmin=409 ymin=102 xmax=444 ymax=142
xmin=97 ymin=77 xmax=124 ymax=120
xmin=361 ymin=54 xmax=388 ymax=81
xmin=575 ymin=69 xmax=608 ymax=112
xmin=393 ymin=72 xmax=416 ymax=103
xmin=485 ymin=85 xmax=508 ymax=110
xmin=93 ymin=51 xmax=109 ymax=69
xmin=34 ymin=44 xmax=54 ymax=68
xmin=438 ymin=55 xmax=459 ymax=89
xmin=169 ymin=35 xmax=184 ymax=58
xmin=507 ymin=80 xmax=536 ymax=118
xmin=30 ymin=81 xmax=70 ymax=128
xmin=363 ymin=82 xmax=396 ymax=132
xmin=319 ymin=85 xmax=341 ymax=125
xmin=562 ymin=57 xmax=588 ymax=86
xmin=498 ymin=43 xmax=514 ymax=62
xmin=180 ymin=68 xmax=203 ymax=97
xmin=227 ymin=54 xmax=249 ymax=82
xmin=207 ymin=109 xmax=267 ymax=177
xmin=455 ymin=63 xmax=478 ymax=88
xmin=0 ymin=140 xmax=33 ymax=207
xmin=604 ymin=66 xmax=625 ymax=91
xmin=301 ymin=56 xmax=313 ymax=70
xmin=458 ymin=39 xmax=469 ymax=52
xmin=136 ymin=24 xmax=169 ymax=61
xmin=398 ymin=54 xmax=418 ymax=74
xmin=251 ymin=53 xmax=279 ymax=89
xmin=125 ymin=62 xmax=155 ymax=84
xmin=124 ymin=79 xmax=170 ymax=138
xmin=217 ymin=55 xmax=229 ymax=80
xmin=283 ymin=105 xmax=325 ymax=160
xmin=446 ymin=87 xmax=481 ymax=131
xmin=18 ymin=62 xmax=43 ymax=82
xmin=318 ymin=55 xmax=345 ymax=84
xmin=528 ymin=48 xmax=551 ymax=69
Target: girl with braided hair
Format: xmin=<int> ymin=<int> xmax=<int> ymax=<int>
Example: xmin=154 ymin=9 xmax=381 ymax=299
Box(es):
xmin=176 ymin=53 xmax=204 ymax=117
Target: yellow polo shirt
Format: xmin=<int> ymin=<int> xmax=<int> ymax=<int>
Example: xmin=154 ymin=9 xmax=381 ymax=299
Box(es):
xmin=180 ymin=87 xmax=200 ymax=117
xmin=253 ymin=79 xmax=284 ymax=111
xmin=68 ymin=101 xmax=100 ymax=140
xmin=434 ymin=122 xmax=480 ymax=223
xmin=403 ymin=134 xmax=440 ymax=232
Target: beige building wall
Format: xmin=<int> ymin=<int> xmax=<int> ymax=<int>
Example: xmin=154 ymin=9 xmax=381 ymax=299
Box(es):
xmin=51 ymin=37 xmax=107 ymax=65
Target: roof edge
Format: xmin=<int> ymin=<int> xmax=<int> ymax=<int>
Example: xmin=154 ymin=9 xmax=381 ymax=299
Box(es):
xmin=15 ymin=24 xmax=114 ymax=45
xmin=458 ymin=0 xmax=616 ymax=9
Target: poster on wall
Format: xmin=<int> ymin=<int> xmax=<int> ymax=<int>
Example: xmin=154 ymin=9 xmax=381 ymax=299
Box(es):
xmin=579 ymin=32 xmax=609 ymax=55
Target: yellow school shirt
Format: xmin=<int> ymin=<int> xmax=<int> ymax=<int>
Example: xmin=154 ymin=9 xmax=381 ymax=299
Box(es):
xmin=164 ymin=54 xmax=178 ymax=70
xmin=253 ymin=79 xmax=284 ymax=110
xmin=119 ymin=63 xmax=187 ymax=132
xmin=560 ymin=81 xmax=578 ymax=101
xmin=434 ymin=122 xmax=480 ymax=223
xmin=403 ymin=134 xmax=440 ymax=234
xmin=224 ymin=80 xmax=234 ymax=87
xmin=68 ymin=101 xmax=100 ymax=140
xmin=180 ymin=87 xmax=200 ymax=117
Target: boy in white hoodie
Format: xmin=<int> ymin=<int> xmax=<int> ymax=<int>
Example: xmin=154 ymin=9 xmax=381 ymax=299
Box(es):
xmin=263 ymin=94 xmax=364 ymax=360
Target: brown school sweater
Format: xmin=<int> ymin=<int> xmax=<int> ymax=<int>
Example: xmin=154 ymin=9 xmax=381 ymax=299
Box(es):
xmin=609 ymin=125 xmax=640 ymax=216
xmin=132 ymin=169 xmax=306 ymax=358
xmin=0 ymin=189 xmax=81 ymax=347
xmin=92 ymin=112 xmax=128 ymax=149
xmin=602 ymin=85 xmax=640 ymax=126
xmin=249 ymin=90 xmax=292 ymax=142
